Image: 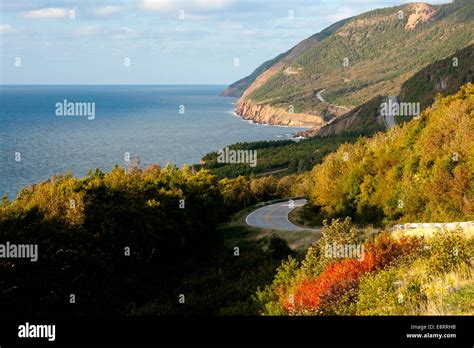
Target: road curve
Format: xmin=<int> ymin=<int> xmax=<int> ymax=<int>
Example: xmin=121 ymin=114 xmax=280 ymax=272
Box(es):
xmin=245 ymin=199 xmax=316 ymax=231
xmin=316 ymin=89 xmax=327 ymax=103
xmin=316 ymin=89 xmax=351 ymax=111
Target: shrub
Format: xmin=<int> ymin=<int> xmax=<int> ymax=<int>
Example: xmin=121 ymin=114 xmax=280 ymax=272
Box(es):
xmin=284 ymin=233 xmax=424 ymax=315
xmin=255 ymin=256 xmax=299 ymax=315
xmin=356 ymin=267 xmax=400 ymax=315
xmin=250 ymin=176 xmax=279 ymax=202
xmin=321 ymin=217 xmax=358 ymax=247
xmin=356 ymin=255 xmax=449 ymax=316
xmin=312 ymin=217 xmax=360 ymax=272
xmin=365 ymin=232 xmax=425 ymax=268
xmin=427 ymin=228 xmax=471 ymax=275
xmin=267 ymin=235 xmax=293 ymax=259
xmin=287 ymin=257 xmax=372 ymax=315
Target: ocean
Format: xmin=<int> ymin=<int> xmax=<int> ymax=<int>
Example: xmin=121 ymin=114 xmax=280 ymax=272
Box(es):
xmin=0 ymin=85 xmax=305 ymax=199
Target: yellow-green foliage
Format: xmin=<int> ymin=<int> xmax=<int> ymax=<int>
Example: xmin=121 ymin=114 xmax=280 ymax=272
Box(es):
xmin=356 ymin=257 xmax=473 ymax=316
xmin=356 ymin=229 xmax=473 ymax=315
xmin=0 ymin=164 xmax=231 ymax=317
xmin=257 ymin=221 xmax=473 ymax=316
xmin=0 ymin=162 xmax=299 ymax=317
xmin=255 ymin=256 xmax=300 ymax=315
xmin=3 ymin=173 xmax=86 ymax=226
xmin=309 ymin=84 xmax=474 ymax=225
xmin=428 ymin=228 xmax=472 ymax=275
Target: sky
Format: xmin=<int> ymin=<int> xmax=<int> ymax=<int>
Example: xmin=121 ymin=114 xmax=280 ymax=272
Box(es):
xmin=0 ymin=0 xmax=452 ymax=84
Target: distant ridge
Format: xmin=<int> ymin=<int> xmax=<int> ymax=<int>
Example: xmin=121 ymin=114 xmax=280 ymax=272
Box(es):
xmin=313 ymin=44 xmax=474 ymax=137
xmin=225 ymin=0 xmax=474 ymax=134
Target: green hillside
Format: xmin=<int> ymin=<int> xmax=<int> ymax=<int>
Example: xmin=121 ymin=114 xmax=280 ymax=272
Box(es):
xmin=205 ymin=45 xmax=474 ymax=178
xmin=256 ymin=85 xmax=474 ymax=316
xmin=221 ymin=52 xmax=286 ymax=97
xmin=231 ymin=0 xmax=474 ymax=126
xmin=317 ymin=44 xmax=474 ymax=136
xmin=309 ymin=83 xmax=474 ymax=226
xmin=399 ymin=43 xmax=474 ymax=109
xmin=221 ymin=19 xmax=349 ymax=97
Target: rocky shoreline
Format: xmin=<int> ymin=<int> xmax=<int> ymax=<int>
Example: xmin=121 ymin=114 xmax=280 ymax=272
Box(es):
xmin=235 ymin=98 xmax=325 ymax=129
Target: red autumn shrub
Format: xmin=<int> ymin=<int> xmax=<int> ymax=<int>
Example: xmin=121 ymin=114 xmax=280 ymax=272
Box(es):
xmin=284 ymin=234 xmax=424 ymax=314
xmin=285 ymin=257 xmax=369 ymax=314
xmin=365 ymin=233 xmax=424 ymax=268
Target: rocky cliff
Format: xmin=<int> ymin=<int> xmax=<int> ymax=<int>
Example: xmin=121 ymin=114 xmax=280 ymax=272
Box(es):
xmin=226 ymin=1 xmax=474 ymax=136
xmin=236 ymin=99 xmax=324 ymax=128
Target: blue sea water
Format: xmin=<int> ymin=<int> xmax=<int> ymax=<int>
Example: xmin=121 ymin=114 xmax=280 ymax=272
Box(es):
xmin=0 ymin=85 xmax=306 ymax=199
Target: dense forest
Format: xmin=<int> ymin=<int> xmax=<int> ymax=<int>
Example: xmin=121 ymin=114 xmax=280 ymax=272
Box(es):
xmin=307 ymin=83 xmax=474 ymax=226
xmin=255 ymin=85 xmax=473 ymax=316
xmin=246 ymin=0 xmax=474 ymax=114
xmin=198 ymin=135 xmax=359 ymax=178
xmin=0 ymin=164 xmax=293 ymax=317
xmin=1 ymin=85 xmax=472 ymax=317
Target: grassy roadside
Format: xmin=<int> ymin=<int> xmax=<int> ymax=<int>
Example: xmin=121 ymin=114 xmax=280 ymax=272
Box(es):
xmin=288 ymin=204 xmax=380 ymax=240
xmin=288 ymin=205 xmax=315 ymax=229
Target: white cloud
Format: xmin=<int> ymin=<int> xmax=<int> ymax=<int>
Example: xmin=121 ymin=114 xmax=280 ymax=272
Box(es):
xmin=195 ymin=0 xmax=233 ymax=9
xmin=139 ymin=0 xmax=174 ymax=11
xmin=76 ymin=25 xmax=101 ymax=36
xmin=111 ymin=27 xmax=139 ymax=40
xmin=94 ymin=5 xmax=125 ymax=17
xmin=0 ymin=24 xmax=17 ymax=35
xmin=217 ymin=20 xmax=243 ymax=30
xmin=22 ymin=8 xmax=70 ymax=19
xmin=139 ymin=0 xmax=233 ymax=12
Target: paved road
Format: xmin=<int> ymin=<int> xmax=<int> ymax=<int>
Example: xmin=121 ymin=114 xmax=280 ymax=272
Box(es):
xmin=245 ymin=199 xmax=317 ymax=231
xmin=316 ymin=89 xmax=327 ymax=103
xmin=316 ymin=89 xmax=351 ymax=111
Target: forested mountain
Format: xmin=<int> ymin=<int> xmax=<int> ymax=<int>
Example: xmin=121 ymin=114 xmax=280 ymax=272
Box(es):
xmin=2 ymin=0 xmax=473 ymax=321
xmin=226 ymin=0 xmax=474 ymax=133
xmin=309 ymin=83 xmax=474 ymax=226
xmin=221 ymin=19 xmax=349 ymax=97
xmin=256 ymin=85 xmax=474 ymax=316
xmin=315 ymin=44 xmax=474 ymax=136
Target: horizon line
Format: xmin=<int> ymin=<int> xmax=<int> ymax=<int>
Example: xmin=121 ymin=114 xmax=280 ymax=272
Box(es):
xmin=0 ymin=83 xmax=230 ymax=86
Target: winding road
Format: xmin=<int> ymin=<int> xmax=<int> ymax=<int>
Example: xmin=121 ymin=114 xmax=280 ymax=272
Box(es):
xmin=245 ymin=199 xmax=318 ymax=231
xmin=316 ymin=89 xmax=351 ymax=112
xmin=316 ymin=89 xmax=327 ymax=103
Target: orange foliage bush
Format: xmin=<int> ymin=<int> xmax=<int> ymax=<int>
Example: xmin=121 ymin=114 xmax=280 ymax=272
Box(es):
xmin=284 ymin=234 xmax=423 ymax=314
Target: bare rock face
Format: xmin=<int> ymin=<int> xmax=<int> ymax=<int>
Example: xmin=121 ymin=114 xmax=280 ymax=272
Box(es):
xmin=235 ymin=99 xmax=324 ymax=128
xmin=435 ymin=76 xmax=449 ymax=90
xmin=225 ymin=1 xmax=470 ymax=138
xmin=405 ymin=3 xmax=436 ymax=30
